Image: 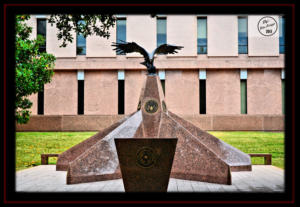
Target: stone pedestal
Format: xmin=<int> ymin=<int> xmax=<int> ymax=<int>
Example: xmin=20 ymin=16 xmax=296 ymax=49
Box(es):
xmin=115 ymin=138 xmax=177 ymax=192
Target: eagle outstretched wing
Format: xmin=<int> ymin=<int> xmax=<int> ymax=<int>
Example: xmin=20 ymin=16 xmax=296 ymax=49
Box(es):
xmin=111 ymin=41 xmax=150 ymax=63
xmin=153 ymin=44 xmax=184 ymax=56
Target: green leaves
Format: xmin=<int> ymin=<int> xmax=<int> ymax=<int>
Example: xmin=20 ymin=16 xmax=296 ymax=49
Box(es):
xmin=48 ymin=14 xmax=116 ymax=47
xmin=15 ymin=15 xmax=56 ymax=124
xmin=15 ymin=14 xmax=117 ymax=124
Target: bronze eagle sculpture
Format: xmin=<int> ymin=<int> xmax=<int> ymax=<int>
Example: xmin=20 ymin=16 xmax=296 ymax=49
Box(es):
xmin=111 ymin=41 xmax=183 ymax=74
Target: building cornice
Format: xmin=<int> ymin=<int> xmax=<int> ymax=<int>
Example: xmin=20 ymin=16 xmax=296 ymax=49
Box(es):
xmin=53 ymin=54 xmax=285 ymax=70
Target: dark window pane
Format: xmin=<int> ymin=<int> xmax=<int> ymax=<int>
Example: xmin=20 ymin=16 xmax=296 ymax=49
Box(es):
xmin=160 ymin=80 xmax=165 ymax=95
xmin=76 ymin=20 xmax=86 ymax=55
xmin=279 ymin=37 xmax=285 ymax=46
xmin=280 ymin=45 xmax=285 ymax=54
xmin=279 ymin=17 xmax=285 ymax=54
xmin=157 ymin=34 xmax=167 ymax=47
xmin=76 ymin=34 xmax=86 ymax=55
xmin=198 ymin=46 xmax=207 ymax=54
xmin=197 ymin=18 xmax=207 ymax=54
xmin=200 ymin=80 xmax=206 ymax=114
xmin=116 ymin=19 xmax=126 ymax=55
xmin=157 ymin=18 xmax=166 ymax=47
xmin=239 ymin=46 xmax=248 ymax=54
xmin=118 ymin=80 xmax=125 ymax=114
xmin=238 ymin=17 xmax=248 ymax=54
xmin=37 ymin=19 xmax=46 ymax=52
xmin=238 ymin=35 xmax=248 ymax=45
xmin=198 ymin=38 xmax=207 ymax=46
xmin=282 ymin=79 xmax=285 ymax=114
xmin=78 ymin=80 xmax=84 ymax=115
xmin=38 ymin=85 xmax=44 ymax=115
xmin=37 ymin=19 xmax=46 ymax=36
xmin=241 ymin=80 xmax=247 ymax=114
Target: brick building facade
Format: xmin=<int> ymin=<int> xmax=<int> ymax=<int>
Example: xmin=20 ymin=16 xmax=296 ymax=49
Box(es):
xmin=17 ymin=14 xmax=285 ymax=131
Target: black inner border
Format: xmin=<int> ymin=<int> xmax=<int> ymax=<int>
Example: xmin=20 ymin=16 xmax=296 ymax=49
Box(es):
xmin=2 ymin=1 xmax=295 ymax=204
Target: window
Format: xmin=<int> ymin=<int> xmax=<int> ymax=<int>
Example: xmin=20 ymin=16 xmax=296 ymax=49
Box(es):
xmin=199 ymin=80 xmax=206 ymax=114
xmin=77 ymin=70 xmax=84 ymax=115
xmin=37 ymin=85 xmax=44 ymax=115
xmin=116 ymin=18 xmax=126 ymax=55
xmin=282 ymin=79 xmax=285 ymax=114
xmin=240 ymin=69 xmax=247 ymax=114
xmin=78 ymin=80 xmax=84 ymax=114
xmin=279 ymin=16 xmax=285 ymax=54
xmin=161 ymin=80 xmax=165 ymax=95
xmin=197 ymin=17 xmax=207 ymax=54
xmin=157 ymin=17 xmax=167 ymax=47
xmin=281 ymin=69 xmax=285 ymax=114
xmin=238 ymin=17 xmax=248 ymax=54
xmin=36 ymin=18 xmax=46 ymax=114
xmin=37 ymin=19 xmax=46 ymax=53
xmin=199 ymin=70 xmax=206 ymax=114
xmin=158 ymin=70 xmax=166 ymax=95
xmin=76 ymin=20 xmax=86 ymax=55
xmin=240 ymin=80 xmax=247 ymax=114
xmin=118 ymin=70 xmax=125 ymax=114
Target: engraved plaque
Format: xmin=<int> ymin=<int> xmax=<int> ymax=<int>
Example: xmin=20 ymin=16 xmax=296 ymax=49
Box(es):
xmin=144 ymin=100 xmax=158 ymax=113
xmin=115 ymin=138 xmax=177 ymax=192
xmin=136 ymin=147 xmax=157 ymax=168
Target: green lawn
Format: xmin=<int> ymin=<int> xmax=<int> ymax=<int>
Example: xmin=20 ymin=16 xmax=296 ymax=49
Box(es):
xmin=16 ymin=132 xmax=97 ymax=171
xmin=16 ymin=131 xmax=284 ymax=171
xmin=208 ymin=131 xmax=284 ymax=169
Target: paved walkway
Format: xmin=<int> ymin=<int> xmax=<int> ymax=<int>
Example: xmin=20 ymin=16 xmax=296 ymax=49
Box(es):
xmin=16 ymin=165 xmax=284 ymax=192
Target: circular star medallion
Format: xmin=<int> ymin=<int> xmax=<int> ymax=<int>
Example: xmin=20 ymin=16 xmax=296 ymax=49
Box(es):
xmin=144 ymin=100 xmax=158 ymax=114
xmin=136 ymin=147 xmax=156 ymax=168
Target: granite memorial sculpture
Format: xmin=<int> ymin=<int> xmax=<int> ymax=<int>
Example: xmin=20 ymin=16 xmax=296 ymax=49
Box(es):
xmin=56 ymin=41 xmax=252 ymax=187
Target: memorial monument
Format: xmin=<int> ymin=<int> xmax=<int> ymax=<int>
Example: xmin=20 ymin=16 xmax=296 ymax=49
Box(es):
xmin=56 ymin=41 xmax=251 ymax=187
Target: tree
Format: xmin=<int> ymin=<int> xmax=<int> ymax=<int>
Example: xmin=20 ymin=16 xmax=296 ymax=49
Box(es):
xmin=15 ymin=15 xmax=56 ymax=124
xmin=48 ymin=14 xmax=116 ymax=47
xmin=16 ymin=14 xmax=117 ymax=124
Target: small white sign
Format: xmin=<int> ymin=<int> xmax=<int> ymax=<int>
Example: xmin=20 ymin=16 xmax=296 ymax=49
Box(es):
xmin=118 ymin=70 xmax=125 ymax=80
xmin=159 ymin=70 xmax=166 ymax=80
xmin=257 ymin=16 xmax=278 ymax=36
xmin=77 ymin=70 xmax=84 ymax=80
xmin=199 ymin=69 xmax=206 ymax=80
xmin=281 ymin=69 xmax=285 ymax=79
xmin=240 ymin=69 xmax=247 ymax=80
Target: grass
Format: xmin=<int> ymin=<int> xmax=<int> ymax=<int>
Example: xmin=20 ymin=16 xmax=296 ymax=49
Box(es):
xmin=208 ymin=131 xmax=284 ymax=169
xmin=16 ymin=131 xmax=284 ymax=171
xmin=16 ymin=132 xmax=97 ymax=171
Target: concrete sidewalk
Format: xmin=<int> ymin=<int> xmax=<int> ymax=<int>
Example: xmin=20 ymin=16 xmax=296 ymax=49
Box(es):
xmin=16 ymin=165 xmax=284 ymax=192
